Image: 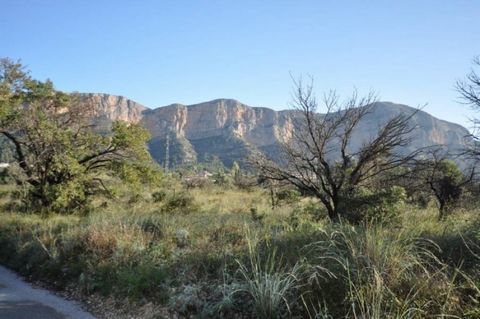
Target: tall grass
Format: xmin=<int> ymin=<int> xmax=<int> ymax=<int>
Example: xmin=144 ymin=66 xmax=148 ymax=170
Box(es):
xmin=235 ymin=235 xmax=302 ymax=319
xmin=302 ymin=223 xmax=480 ymax=318
xmin=0 ymin=183 xmax=479 ymax=318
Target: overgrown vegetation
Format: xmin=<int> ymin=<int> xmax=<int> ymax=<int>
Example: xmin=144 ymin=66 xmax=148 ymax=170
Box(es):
xmin=252 ymin=79 xmax=421 ymax=222
xmin=0 ymin=58 xmax=159 ymax=211
xmin=0 ymin=58 xmax=479 ymax=318
xmin=0 ymin=177 xmax=479 ymax=318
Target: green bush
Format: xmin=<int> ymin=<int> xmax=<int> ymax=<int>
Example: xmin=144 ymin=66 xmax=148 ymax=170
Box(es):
xmin=162 ymin=191 xmax=200 ymax=214
xmin=136 ymin=215 xmax=163 ymax=238
xmin=410 ymin=191 xmax=431 ymax=208
xmin=116 ymin=263 xmax=169 ymax=301
xmin=276 ymin=188 xmax=301 ymax=204
xmin=127 ymin=193 xmax=143 ymax=204
xmin=152 ymin=190 xmax=167 ymax=203
xmin=0 ymin=168 xmax=10 ymax=184
xmin=250 ymin=207 xmax=265 ymax=224
xmin=340 ymin=186 xmax=406 ymax=224
xmin=303 ymin=200 xmax=327 ymax=221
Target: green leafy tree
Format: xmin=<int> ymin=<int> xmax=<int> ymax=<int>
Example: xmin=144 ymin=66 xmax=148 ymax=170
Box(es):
xmin=427 ymin=160 xmax=468 ymax=219
xmin=415 ymin=154 xmax=473 ymax=219
xmin=0 ymin=58 xmax=158 ymax=211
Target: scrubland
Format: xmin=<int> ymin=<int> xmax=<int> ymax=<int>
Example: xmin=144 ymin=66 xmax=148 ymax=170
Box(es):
xmin=0 ymin=178 xmax=479 ymax=318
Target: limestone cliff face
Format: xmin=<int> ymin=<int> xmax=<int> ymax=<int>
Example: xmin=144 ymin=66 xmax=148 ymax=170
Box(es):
xmin=353 ymin=102 xmax=469 ymax=153
xmin=77 ymin=93 xmax=146 ymax=126
xmin=141 ymin=99 xmax=295 ymax=166
xmin=76 ymin=94 xmax=471 ymax=167
xmin=142 ymin=99 xmax=293 ymax=144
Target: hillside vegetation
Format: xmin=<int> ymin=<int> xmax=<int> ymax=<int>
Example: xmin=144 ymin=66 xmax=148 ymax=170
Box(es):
xmin=1 ymin=58 xmax=480 ymax=318
xmin=0 ymin=177 xmax=479 ymax=318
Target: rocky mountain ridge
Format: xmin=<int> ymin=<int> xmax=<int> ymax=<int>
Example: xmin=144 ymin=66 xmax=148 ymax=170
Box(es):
xmin=80 ymin=93 xmax=471 ymax=167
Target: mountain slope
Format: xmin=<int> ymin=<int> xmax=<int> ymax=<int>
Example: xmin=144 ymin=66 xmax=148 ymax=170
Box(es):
xmin=79 ymin=94 xmax=471 ymax=167
xmin=141 ymin=99 xmax=294 ymax=166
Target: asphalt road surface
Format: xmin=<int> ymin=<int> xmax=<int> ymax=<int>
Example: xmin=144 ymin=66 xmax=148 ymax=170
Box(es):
xmin=0 ymin=265 xmax=96 ymax=319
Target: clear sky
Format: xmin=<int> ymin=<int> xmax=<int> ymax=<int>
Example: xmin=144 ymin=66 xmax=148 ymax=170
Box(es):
xmin=1 ymin=0 xmax=479 ymax=128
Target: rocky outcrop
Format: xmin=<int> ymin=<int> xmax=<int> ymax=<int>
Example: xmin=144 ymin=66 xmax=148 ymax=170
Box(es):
xmin=353 ymin=102 xmax=469 ymax=154
xmin=80 ymin=93 xmax=146 ymax=123
xmin=77 ymin=94 xmax=471 ymax=167
xmin=141 ymin=99 xmax=295 ymax=166
xmin=76 ymin=93 xmax=147 ymax=133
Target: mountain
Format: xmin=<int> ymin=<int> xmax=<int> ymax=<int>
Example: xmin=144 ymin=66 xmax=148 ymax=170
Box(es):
xmin=81 ymin=94 xmax=471 ymax=167
xmin=76 ymin=93 xmax=147 ymax=133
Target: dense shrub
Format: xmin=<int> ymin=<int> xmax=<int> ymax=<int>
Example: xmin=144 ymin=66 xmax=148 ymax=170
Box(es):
xmin=250 ymin=207 xmax=265 ymax=224
xmin=0 ymin=168 xmax=10 ymax=184
xmin=340 ymin=186 xmax=407 ymax=223
xmin=136 ymin=215 xmax=163 ymax=238
xmin=410 ymin=191 xmax=431 ymax=208
xmin=161 ymin=191 xmax=200 ymax=214
xmin=302 ymin=200 xmax=327 ymax=221
xmin=152 ymin=190 xmax=167 ymax=203
xmin=0 ymin=182 xmax=479 ymax=318
xmin=275 ymin=188 xmax=301 ymax=204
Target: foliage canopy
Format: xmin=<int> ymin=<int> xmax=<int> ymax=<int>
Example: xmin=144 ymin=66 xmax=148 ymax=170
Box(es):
xmin=0 ymin=58 xmax=158 ymax=211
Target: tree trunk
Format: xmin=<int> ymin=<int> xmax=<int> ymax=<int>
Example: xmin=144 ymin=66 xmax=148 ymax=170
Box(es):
xmin=326 ymin=206 xmax=340 ymax=222
xmin=438 ymin=200 xmax=446 ymax=221
xmin=270 ymin=187 xmax=276 ymax=209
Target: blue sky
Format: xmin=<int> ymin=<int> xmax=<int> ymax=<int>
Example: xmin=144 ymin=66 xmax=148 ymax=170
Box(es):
xmin=1 ymin=0 xmax=479 ymax=128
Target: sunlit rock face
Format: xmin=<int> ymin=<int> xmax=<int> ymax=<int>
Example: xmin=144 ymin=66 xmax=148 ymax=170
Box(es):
xmin=79 ymin=93 xmax=147 ymax=123
xmin=141 ymin=99 xmax=295 ymax=166
xmin=78 ymin=94 xmax=471 ymax=167
xmin=76 ymin=93 xmax=147 ymax=134
xmin=350 ymin=102 xmax=469 ymax=154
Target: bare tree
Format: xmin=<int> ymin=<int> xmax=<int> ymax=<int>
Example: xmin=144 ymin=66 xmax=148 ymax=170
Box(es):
xmin=456 ymin=56 xmax=480 ymax=157
xmin=456 ymin=56 xmax=480 ymax=110
xmin=252 ymin=79 xmax=420 ymax=221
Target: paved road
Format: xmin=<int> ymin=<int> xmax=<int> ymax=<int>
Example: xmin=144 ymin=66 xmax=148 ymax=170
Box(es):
xmin=0 ymin=266 xmax=96 ymax=319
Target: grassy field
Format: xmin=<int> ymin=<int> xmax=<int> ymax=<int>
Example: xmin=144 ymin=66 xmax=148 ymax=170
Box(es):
xmin=0 ymin=179 xmax=479 ymax=318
